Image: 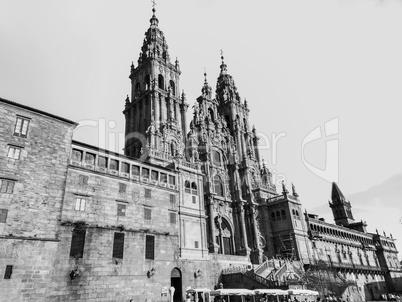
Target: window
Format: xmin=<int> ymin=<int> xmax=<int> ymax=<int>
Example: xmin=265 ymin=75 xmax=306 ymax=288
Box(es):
xmin=281 ymin=210 xmax=286 ymax=219
xmin=271 ymin=212 xmax=276 ymax=222
xmin=170 ymin=194 xmax=176 ymax=206
xmin=142 ymin=168 xmax=150 ymax=179
xmin=158 ymin=74 xmax=164 ymax=90
xmin=75 ymin=198 xmax=86 ymax=211
xmin=7 ymin=146 xmax=22 ymax=159
xmin=72 ymin=149 xmax=83 ymax=162
xmin=169 ymin=80 xmax=176 ymax=96
xmin=169 ymin=212 xmax=176 ymax=224
xmin=214 ymin=175 xmax=224 ymax=197
xmin=276 ymin=211 xmax=281 ymax=221
xmin=169 ymin=175 xmax=176 ymax=186
xmin=84 ymin=153 xmax=95 ymax=165
xmin=78 ymin=175 xmax=88 ymax=186
xmin=132 ymin=165 xmax=140 ymax=176
xmin=110 ymin=159 xmax=119 ymax=171
xmin=4 ymin=265 xmax=13 ymax=279
xmin=144 ymin=207 xmax=152 ymax=220
xmin=121 ymin=162 xmax=129 ymax=173
xmin=0 ymin=209 xmax=8 ymax=223
xmin=0 ymin=180 xmax=15 ymax=194
xmin=145 ymin=235 xmax=155 ymax=260
xmin=194 ymin=241 xmax=199 ymax=249
xmin=119 ymin=183 xmax=127 ymax=193
xmin=14 ymin=116 xmax=30 ymax=137
xmin=117 ymin=204 xmax=126 ymax=216
xmin=191 ymin=182 xmax=197 ymax=195
xmin=98 ymin=156 xmax=108 ymax=168
xmin=151 ymin=171 xmax=158 ymax=182
xmin=185 ymin=180 xmax=191 ymax=194
xmin=192 ymin=196 xmax=196 ymax=204
xmin=213 ymin=150 xmax=221 ymax=166
xmin=144 ymin=188 xmax=151 ymax=199
xmin=160 ymin=173 xmax=167 ymax=184
xmin=70 ymin=229 xmax=86 ymax=258
xmin=113 ymin=232 xmax=124 ymax=259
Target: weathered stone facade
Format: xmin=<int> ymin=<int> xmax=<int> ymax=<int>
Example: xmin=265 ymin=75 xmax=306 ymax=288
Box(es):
xmin=1 ymin=6 xmax=402 ymax=302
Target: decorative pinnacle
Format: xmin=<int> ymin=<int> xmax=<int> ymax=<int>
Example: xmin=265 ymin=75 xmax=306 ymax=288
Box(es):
xmin=203 ymin=68 xmax=208 ymax=84
xmin=152 ymin=0 xmax=156 ymax=13
xmin=220 ymin=49 xmax=224 ymax=64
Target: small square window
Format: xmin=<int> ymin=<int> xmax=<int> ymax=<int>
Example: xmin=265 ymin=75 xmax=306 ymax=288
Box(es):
xmin=170 ymin=194 xmax=176 ymax=205
xmin=7 ymin=146 xmax=22 ymax=160
xmin=78 ymin=175 xmax=88 ymax=186
xmin=14 ymin=116 xmax=30 ymax=137
xmin=98 ymin=156 xmax=108 ymax=168
xmin=121 ymin=162 xmax=129 ymax=173
xmin=192 ymin=196 xmax=196 ymax=204
xmin=169 ymin=175 xmax=176 ymax=186
xmin=0 ymin=180 xmax=15 ymax=194
xmin=4 ymin=265 xmax=13 ymax=279
xmin=160 ymin=173 xmax=167 ymax=184
xmin=72 ymin=149 xmax=83 ymax=161
xmin=142 ymin=168 xmax=150 ymax=179
xmin=75 ymin=198 xmax=86 ymax=211
xmin=110 ymin=159 xmax=119 ymax=171
xmin=144 ymin=188 xmax=151 ymax=199
xmin=151 ymin=170 xmax=158 ymax=182
xmin=144 ymin=207 xmax=152 ymax=220
xmin=84 ymin=152 xmax=96 ymax=165
xmin=0 ymin=209 xmax=8 ymax=223
xmin=119 ymin=183 xmax=127 ymax=193
xmin=117 ymin=204 xmax=126 ymax=217
xmin=169 ymin=212 xmax=176 ymax=224
xmin=132 ymin=165 xmax=140 ymax=176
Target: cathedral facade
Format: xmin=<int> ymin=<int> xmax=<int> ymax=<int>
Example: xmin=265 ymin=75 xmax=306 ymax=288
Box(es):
xmin=0 ymin=7 xmax=401 ymax=302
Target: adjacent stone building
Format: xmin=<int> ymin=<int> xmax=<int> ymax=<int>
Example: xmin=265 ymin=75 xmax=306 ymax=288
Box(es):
xmin=0 ymin=7 xmax=401 ymax=302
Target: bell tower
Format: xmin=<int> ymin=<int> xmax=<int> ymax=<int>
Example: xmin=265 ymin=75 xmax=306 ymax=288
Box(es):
xmin=329 ymin=182 xmax=355 ymax=226
xmin=123 ymin=7 xmax=189 ymax=162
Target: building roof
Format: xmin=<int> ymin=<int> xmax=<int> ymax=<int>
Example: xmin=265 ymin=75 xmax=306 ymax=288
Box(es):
xmin=0 ymin=96 xmax=78 ymax=126
xmin=331 ymin=182 xmax=346 ymax=201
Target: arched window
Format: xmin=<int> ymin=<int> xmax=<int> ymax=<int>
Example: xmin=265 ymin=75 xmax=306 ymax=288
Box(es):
xmin=158 ymin=74 xmax=164 ymax=90
xmin=292 ymin=209 xmax=295 ymax=216
xmin=271 ymin=212 xmax=276 ymax=222
xmin=208 ymin=108 xmax=214 ymax=122
xmin=169 ymin=80 xmax=175 ymax=96
xmin=135 ymin=82 xmax=140 ymax=92
xmin=212 ymin=150 xmax=221 ymax=166
xmin=214 ymin=175 xmax=223 ymax=197
xmin=144 ymin=74 xmax=151 ymax=90
xmin=215 ymin=218 xmax=234 ymax=255
xmin=281 ymin=210 xmax=286 ymax=219
xmin=191 ymin=182 xmax=197 ymax=195
xmin=185 ymin=180 xmax=190 ymax=194
xmin=145 ymin=75 xmax=151 ymax=90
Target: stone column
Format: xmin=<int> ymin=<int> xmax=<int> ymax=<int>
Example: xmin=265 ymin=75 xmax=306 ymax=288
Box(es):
xmin=237 ymin=201 xmax=250 ymax=256
xmin=249 ymin=204 xmax=263 ymax=264
xmin=207 ymin=194 xmax=219 ymax=253
xmin=154 ymin=93 xmax=160 ymax=129
xmin=175 ymin=101 xmax=181 ymax=131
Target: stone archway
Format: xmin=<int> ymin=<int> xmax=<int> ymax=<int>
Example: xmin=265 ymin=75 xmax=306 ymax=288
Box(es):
xmin=170 ymin=267 xmax=182 ymax=302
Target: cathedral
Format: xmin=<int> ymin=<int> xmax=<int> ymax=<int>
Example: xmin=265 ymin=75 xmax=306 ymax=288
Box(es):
xmin=0 ymin=7 xmax=401 ymax=302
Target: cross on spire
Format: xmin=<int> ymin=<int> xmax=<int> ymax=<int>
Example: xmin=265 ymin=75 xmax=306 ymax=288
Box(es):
xmin=151 ymin=0 xmax=156 ymax=9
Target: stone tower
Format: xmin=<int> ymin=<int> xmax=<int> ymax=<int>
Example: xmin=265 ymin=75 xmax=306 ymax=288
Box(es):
xmin=186 ymin=56 xmax=268 ymax=264
xmin=329 ymin=182 xmax=355 ymax=226
xmin=123 ymin=8 xmax=189 ymax=163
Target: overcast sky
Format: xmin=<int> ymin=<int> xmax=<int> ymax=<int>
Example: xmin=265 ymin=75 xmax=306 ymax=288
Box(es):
xmin=1 ymin=0 xmax=402 ymax=250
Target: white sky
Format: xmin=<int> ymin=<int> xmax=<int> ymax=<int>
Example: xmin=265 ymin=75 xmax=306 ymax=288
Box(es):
xmin=1 ymin=0 xmax=402 ymax=250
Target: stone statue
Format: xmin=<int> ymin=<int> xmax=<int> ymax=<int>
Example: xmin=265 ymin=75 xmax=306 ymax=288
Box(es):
xmin=169 ymin=286 xmax=175 ymax=302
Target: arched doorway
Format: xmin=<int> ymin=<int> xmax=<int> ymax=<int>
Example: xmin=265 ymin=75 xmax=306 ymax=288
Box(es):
xmin=170 ymin=267 xmax=182 ymax=302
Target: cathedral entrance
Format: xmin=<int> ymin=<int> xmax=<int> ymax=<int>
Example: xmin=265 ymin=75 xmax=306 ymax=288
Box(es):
xmin=170 ymin=268 xmax=182 ymax=302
